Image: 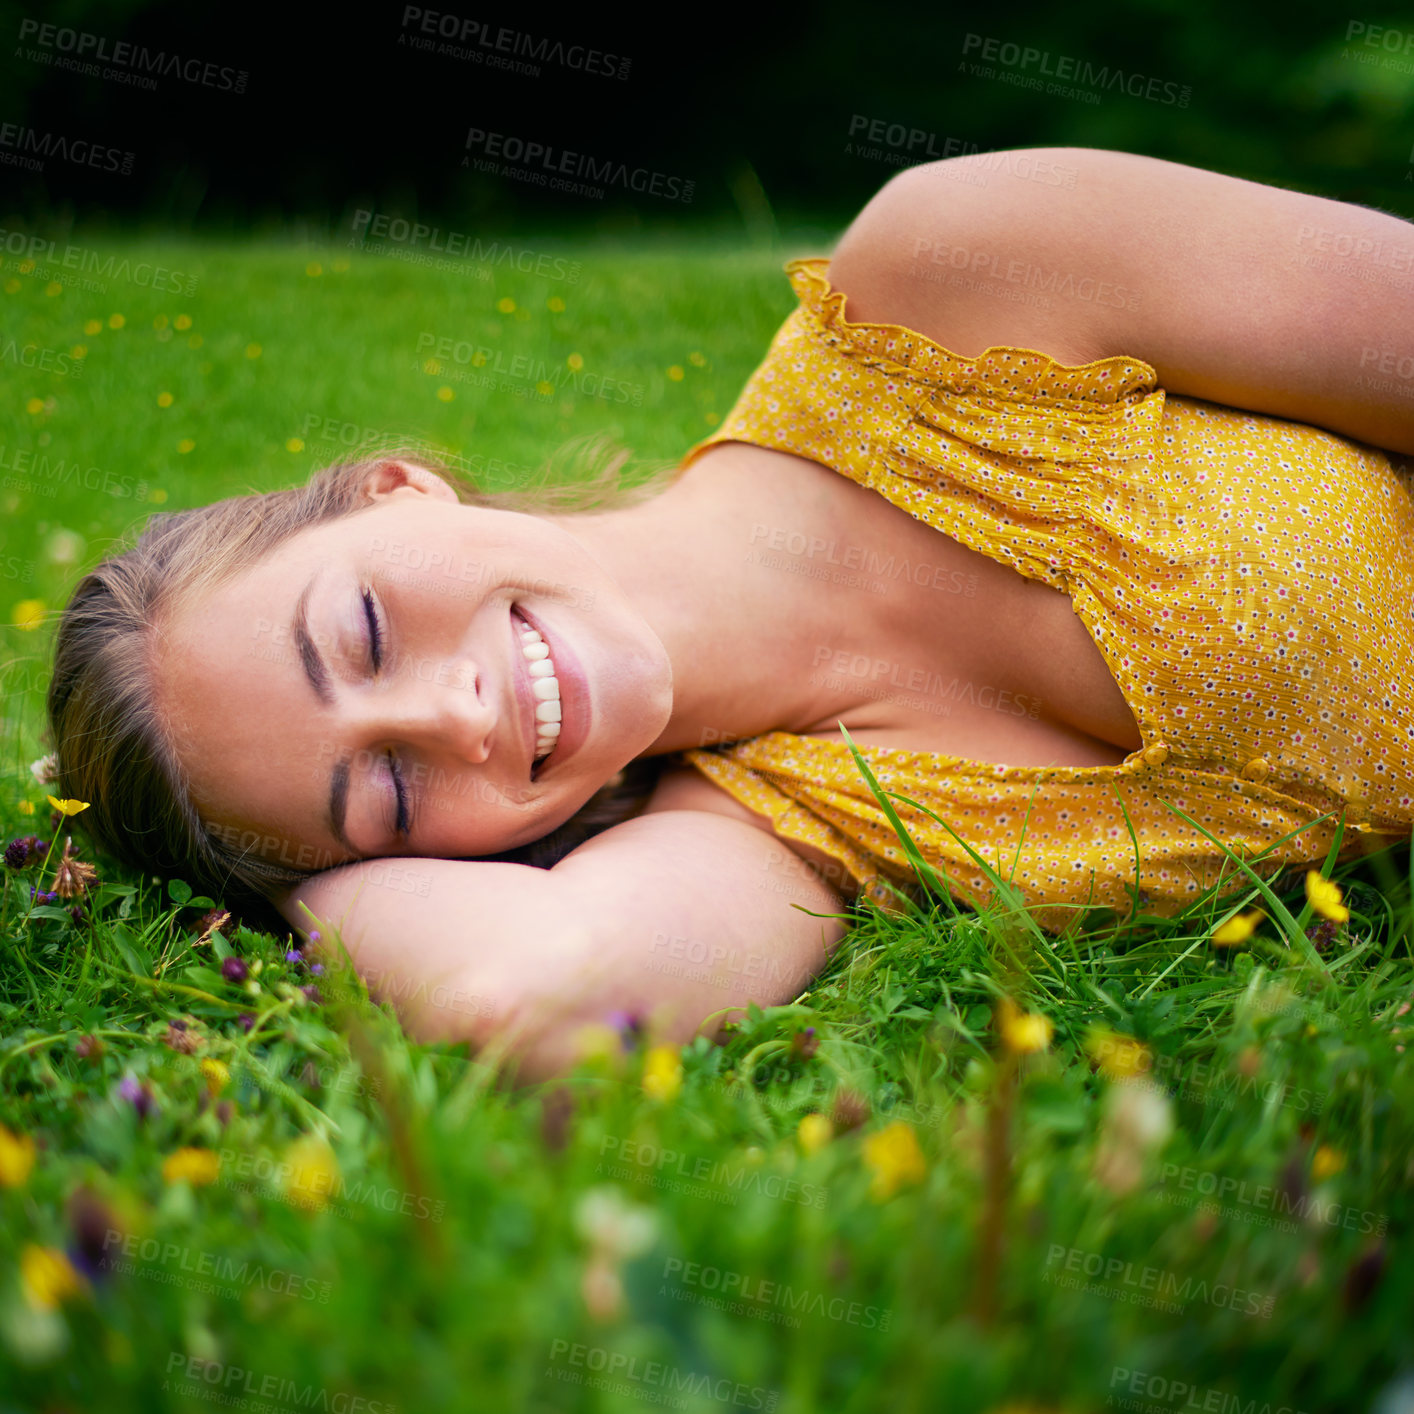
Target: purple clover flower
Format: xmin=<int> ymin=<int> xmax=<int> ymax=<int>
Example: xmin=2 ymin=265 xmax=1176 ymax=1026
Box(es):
xmin=220 ymin=956 xmax=249 ymax=984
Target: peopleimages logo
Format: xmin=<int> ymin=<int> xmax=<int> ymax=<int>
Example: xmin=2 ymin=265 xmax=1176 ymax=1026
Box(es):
xmin=16 ymin=20 xmax=248 ymax=92
xmin=464 ymin=128 xmax=694 ymax=203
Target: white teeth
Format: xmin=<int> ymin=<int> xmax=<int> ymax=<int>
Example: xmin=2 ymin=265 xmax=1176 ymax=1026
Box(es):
xmin=517 ymin=608 xmax=566 ymax=769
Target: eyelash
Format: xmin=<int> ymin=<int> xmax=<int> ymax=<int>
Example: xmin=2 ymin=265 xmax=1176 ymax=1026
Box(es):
xmin=361 ymin=586 xmax=411 ymax=839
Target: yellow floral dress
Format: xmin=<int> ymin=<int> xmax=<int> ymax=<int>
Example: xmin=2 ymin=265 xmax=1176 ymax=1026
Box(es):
xmin=675 ymin=257 xmax=1414 ymax=932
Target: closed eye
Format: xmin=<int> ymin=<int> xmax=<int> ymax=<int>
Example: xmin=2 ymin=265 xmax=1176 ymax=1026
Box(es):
xmin=361 ymin=587 xmax=384 ymax=672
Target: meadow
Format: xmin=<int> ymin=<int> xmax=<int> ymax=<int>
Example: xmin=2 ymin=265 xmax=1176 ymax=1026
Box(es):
xmin=0 ymin=231 xmax=1411 ymax=1414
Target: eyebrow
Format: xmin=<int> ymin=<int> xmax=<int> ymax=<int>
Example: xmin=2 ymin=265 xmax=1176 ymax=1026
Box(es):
xmin=291 ymin=575 xmax=354 ymax=852
xmin=292 ymin=579 xmax=333 ymax=707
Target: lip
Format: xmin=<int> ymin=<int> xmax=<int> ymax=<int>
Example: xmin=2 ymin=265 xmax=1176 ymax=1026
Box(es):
xmin=512 ymin=601 xmax=587 ymax=778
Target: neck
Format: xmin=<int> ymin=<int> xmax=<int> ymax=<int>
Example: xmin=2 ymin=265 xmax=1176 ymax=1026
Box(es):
xmin=545 ymin=450 xmax=894 ymax=757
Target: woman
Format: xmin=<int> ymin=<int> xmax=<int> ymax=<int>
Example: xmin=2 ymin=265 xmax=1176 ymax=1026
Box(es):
xmin=47 ymin=147 xmax=1414 ymax=1080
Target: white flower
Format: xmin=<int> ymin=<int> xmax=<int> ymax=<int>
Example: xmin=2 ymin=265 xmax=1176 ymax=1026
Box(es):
xmin=573 ymin=1187 xmax=656 ymax=1261
xmin=29 ymin=754 xmax=58 ymax=787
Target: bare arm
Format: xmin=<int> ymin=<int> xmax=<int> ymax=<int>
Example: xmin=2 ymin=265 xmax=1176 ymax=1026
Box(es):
xmin=276 ymin=809 xmax=849 ymax=1084
xmin=831 ymin=146 xmax=1414 ymax=454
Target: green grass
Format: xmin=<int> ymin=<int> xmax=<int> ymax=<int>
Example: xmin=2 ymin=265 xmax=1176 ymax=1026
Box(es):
xmin=1 ymin=233 xmax=1412 ymax=1414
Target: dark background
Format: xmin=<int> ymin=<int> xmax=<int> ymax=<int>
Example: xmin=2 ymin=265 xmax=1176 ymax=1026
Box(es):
xmin=1 ymin=0 xmax=1412 ymax=238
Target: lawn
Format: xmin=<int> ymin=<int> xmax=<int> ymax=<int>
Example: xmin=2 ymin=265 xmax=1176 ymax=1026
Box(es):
xmin=0 ymin=232 xmax=1412 ymax=1414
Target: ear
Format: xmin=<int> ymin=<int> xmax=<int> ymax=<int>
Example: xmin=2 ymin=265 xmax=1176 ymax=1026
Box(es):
xmin=361 ymin=459 xmax=459 ymax=504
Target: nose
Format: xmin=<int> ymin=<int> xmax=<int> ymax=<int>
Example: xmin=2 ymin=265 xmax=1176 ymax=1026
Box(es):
xmin=351 ymin=652 xmax=495 ymax=764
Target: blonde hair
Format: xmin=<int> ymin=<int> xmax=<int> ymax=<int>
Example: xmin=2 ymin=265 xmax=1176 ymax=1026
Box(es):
xmin=46 ymin=438 xmax=674 ymax=922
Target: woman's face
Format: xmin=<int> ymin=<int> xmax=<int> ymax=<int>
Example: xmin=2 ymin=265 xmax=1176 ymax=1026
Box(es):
xmin=152 ymin=463 xmax=674 ymax=872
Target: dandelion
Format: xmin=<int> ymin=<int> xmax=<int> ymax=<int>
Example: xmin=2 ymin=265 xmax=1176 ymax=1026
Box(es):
xmin=437 ymin=386 xmax=454 ymax=402
xmin=997 ymin=996 xmax=1053 ymax=1055
xmin=108 ymin=313 xmax=124 ymax=329
xmin=245 ymin=342 xmax=261 ymax=359
xmin=0 ymin=1123 xmax=37 ymax=1186
xmin=1084 ymin=1028 xmax=1151 ymax=1082
xmin=12 ymin=599 xmax=45 ymax=630
xmin=535 ymin=381 xmax=553 ymax=396
xmin=46 ymin=797 xmax=89 ymax=818
xmin=161 ymin=1147 xmax=220 ymax=1186
xmin=283 ymin=1135 xmax=340 ymax=1212
xmin=1305 ymin=871 xmax=1349 ymax=923
xmin=24 ymin=397 xmax=44 ymax=415
xmin=1212 ymin=908 xmax=1263 ymax=946
xmin=177 ymin=439 xmax=195 ymax=454
xmin=156 ymin=391 xmax=173 ymax=408
xmin=199 ymin=1059 xmax=230 ymax=1096
xmin=566 ymin=353 xmax=584 ymax=371
xmin=798 ymin=1113 xmax=833 ymax=1155
xmin=306 ymin=262 xmax=322 ymax=277
xmin=667 ymin=365 xmax=684 ymax=381
xmin=863 ymin=1121 xmax=926 ymax=1201
xmin=174 ymin=314 xmax=192 ymax=330
xmin=688 ymin=351 xmax=706 ymax=366
xmin=286 ymin=437 xmax=304 ymax=453
xmin=496 ymin=297 xmax=516 ymax=313
xmin=1312 ymin=1145 xmax=1346 ymax=1183
xmin=547 ymin=296 xmax=565 ymax=312
xmin=83 ymin=319 xmax=102 ymax=335
xmin=20 ymin=1246 xmax=85 ymax=1310
xmin=641 ymin=1044 xmax=682 ymax=1102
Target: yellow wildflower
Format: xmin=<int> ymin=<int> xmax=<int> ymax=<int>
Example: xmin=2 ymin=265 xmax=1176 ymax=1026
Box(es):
xmin=1211 ymin=909 xmax=1263 ymax=947
xmin=642 ymin=1045 xmax=682 ymax=1102
xmin=798 ymin=1113 xmax=833 ymax=1156
xmin=177 ymin=438 xmax=195 ymax=454
xmin=667 ymin=365 xmax=684 ymax=381
xmin=997 ymin=996 xmax=1053 ymax=1055
xmin=1305 ymin=871 xmax=1349 ymax=924
xmin=0 ymin=1123 xmax=37 ymax=1186
xmin=83 ymin=318 xmax=102 ymax=335
xmin=199 ymin=1059 xmax=230 ymax=1096
xmin=437 ymin=386 xmax=455 ymax=401
xmin=305 ymin=262 xmax=322 ymax=277
xmin=161 ymin=1147 xmax=220 ymax=1186
xmin=12 ymin=599 xmax=45 ymax=630
xmin=282 ymin=1135 xmax=340 ymax=1212
xmin=46 ymin=796 xmax=90 ymax=817
xmin=496 ymin=297 xmax=515 ymax=313
xmin=245 ymin=342 xmax=261 ymax=359
xmin=1311 ymin=1145 xmax=1346 ymax=1183
xmin=286 ymin=437 xmax=305 ymax=453
xmin=547 ymin=296 xmax=565 ymax=312
xmin=862 ymin=1121 xmax=926 ymax=1201
xmin=566 ymin=352 xmax=583 ymax=370
xmin=1084 ymin=1028 xmax=1152 ymax=1082
xmin=174 ymin=314 xmax=192 ymax=331
xmin=20 ymin=1245 xmax=84 ymax=1310
xmin=108 ymin=313 xmax=124 ymax=329
xmin=156 ymin=391 xmax=173 ymax=408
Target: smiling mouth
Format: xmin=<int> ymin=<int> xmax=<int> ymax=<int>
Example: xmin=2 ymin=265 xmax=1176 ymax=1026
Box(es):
xmin=513 ymin=606 xmax=562 ymax=778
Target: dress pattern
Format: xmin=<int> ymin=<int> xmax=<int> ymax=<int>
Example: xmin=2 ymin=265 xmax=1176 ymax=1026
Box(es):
xmin=674 ymin=257 xmax=1414 ymax=931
